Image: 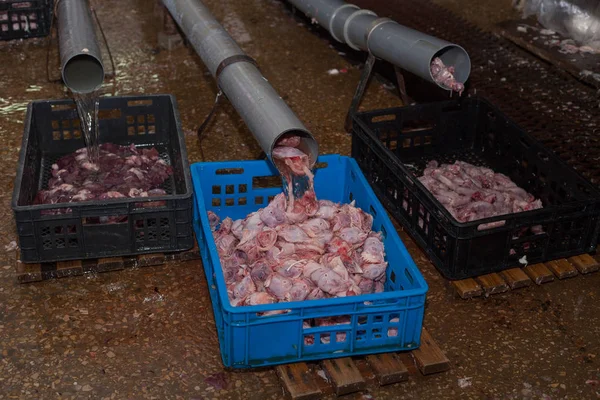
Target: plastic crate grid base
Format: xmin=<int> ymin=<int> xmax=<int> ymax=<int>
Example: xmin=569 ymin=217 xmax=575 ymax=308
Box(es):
xmin=351 ymin=97 xmax=600 ymax=280
xmin=0 ymin=0 xmax=52 ymax=41
xmin=191 ymin=155 xmax=428 ymax=368
xmin=12 ymin=95 xmax=194 ymax=263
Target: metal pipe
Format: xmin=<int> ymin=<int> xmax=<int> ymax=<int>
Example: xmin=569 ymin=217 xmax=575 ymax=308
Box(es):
xmin=57 ymin=0 xmax=105 ymax=94
xmin=162 ymin=0 xmax=318 ymax=166
xmin=286 ymin=0 xmax=471 ymax=90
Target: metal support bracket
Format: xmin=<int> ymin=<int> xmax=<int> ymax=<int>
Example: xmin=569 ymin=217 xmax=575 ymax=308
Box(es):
xmin=344 ymin=52 xmax=376 ymax=133
xmin=196 ymin=54 xmax=260 ymax=160
xmin=196 ymin=90 xmax=224 ymax=161
xmin=344 ymin=53 xmax=415 ymax=133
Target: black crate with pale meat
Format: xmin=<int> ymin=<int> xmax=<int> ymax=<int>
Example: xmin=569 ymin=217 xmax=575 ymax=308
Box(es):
xmin=351 ymin=97 xmax=600 ymax=280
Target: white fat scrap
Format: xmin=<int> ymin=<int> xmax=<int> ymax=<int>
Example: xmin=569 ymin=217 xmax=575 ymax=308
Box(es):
xmin=580 ymin=70 xmax=600 ymax=82
xmin=518 ymin=255 xmax=528 ymax=266
xmin=458 ymin=377 xmax=473 ymax=388
xmin=327 ymin=69 xmax=340 ymax=75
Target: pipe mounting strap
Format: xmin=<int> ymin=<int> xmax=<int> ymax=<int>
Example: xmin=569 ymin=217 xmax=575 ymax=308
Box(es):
xmin=365 ymin=17 xmax=394 ymax=52
xmin=343 ymin=9 xmax=377 ymax=51
xmin=329 ymin=4 xmax=358 ymax=43
xmin=215 ymin=54 xmax=258 ymax=84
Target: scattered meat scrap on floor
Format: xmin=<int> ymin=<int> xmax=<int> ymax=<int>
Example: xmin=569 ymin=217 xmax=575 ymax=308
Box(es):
xmin=417 ymin=160 xmax=543 ymax=231
xmin=34 ymin=143 xmax=173 ymax=217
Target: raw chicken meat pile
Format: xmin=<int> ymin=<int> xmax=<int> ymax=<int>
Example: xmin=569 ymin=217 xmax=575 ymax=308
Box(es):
xmin=35 ymin=143 xmax=173 ymax=216
xmin=417 ymin=160 xmax=543 ymax=230
xmin=430 ymin=57 xmax=464 ymax=94
xmin=207 ymin=136 xmax=389 ymax=311
xmin=208 ymin=195 xmax=387 ymax=307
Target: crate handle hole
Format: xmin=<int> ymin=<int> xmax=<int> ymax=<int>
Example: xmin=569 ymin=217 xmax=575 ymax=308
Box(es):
xmin=216 ymin=168 xmax=244 ymax=175
xmin=83 ymin=215 xmax=128 ymax=225
xmin=401 ymin=120 xmax=435 ymax=134
xmin=372 ymin=114 xmax=396 ymax=123
xmin=51 ymin=103 xmax=76 ymax=111
xmin=314 ymin=162 xmax=328 ymax=169
xmin=127 ymin=99 xmax=153 ymax=107
xmin=252 ymin=175 xmax=281 ymax=189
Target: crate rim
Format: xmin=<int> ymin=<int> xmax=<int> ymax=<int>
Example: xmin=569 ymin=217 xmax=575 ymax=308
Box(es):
xmin=191 ymin=154 xmax=429 ymax=316
xmin=10 ymin=94 xmax=193 ymax=212
xmin=352 ymin=95 xmax=600 ymax=229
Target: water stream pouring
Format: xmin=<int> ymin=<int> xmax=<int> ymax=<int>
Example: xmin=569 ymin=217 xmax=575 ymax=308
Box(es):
xmin=56 ymin=0 xmax=105 ymax=163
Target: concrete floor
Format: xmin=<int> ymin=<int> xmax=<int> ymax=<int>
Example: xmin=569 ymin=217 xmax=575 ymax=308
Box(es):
xmin=0 ymin=0 xmax=599 ymax=399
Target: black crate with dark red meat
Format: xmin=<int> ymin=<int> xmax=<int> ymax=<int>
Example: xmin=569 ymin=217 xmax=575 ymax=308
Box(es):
xmin=11 ymin=95 xmax=194 ymax=263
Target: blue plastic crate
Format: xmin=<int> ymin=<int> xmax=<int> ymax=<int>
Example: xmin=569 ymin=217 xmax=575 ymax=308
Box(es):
xmin=191 ymin=154 xmax=428 ymax=368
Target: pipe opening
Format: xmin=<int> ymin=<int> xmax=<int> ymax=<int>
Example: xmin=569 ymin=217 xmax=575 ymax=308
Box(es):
xmin=63 ymin=54 xmax=105 ymax=94
xmin=272 ymin=129 xmax=319 ymax=169
xmin=431 ymin=45 xmax=471 ymax=87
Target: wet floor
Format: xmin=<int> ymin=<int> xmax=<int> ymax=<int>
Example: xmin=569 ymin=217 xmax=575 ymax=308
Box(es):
xmin=0 ymin=0 xmax=599 ymax=399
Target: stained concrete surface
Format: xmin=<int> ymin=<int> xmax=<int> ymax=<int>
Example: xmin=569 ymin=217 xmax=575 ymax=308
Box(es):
xmin=0 ymin=0 xmax=599 ymax=399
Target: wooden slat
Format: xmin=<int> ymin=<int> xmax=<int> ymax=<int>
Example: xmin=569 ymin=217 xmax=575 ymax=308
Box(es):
xmin=476 ymin=273 xmax=509 ymax=295
xmin=55 ymin=260 xmax=83 ymax=279
xmin=137 ymin=253 xmax=166 ymax=267
xmin=568 ymin=254 xmax=600 ymax=274
xmin=276 ymin=363 xmax=322 ymax=400
xmin=353 ymin=358 xmax=377 ymax=386
xmin=451 ymin=278 xmax=483 ymax=299
xmin=499 ymin=268 xmax=532 ymax=289
xmin=321 ymin=357 xmax=366 ymax=396
xmin=366 ymin=353 xmax=408 ymax=386
xmin=96 ymin=257 xmax=125 ymax=273
xmin=411 ymin=328 xmax=450 ymax=375
xmin=312 ymin=366 xmax=335 ymax=396
xmin=546 ymin=259 xmax=579 ymax=279
xmin=15 ymin=257 xmax=43 ymax=284
xmin=523 ymin=263 xmax=555 ymax=285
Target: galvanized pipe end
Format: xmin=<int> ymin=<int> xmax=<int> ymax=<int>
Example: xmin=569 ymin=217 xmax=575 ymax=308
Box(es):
xmin=430 ymin=44 xmax=471 ymax=89
xmin=62 ymin=53 xmax=105 ymax=94
xmin=272 ymin=129 xmax=319 ymax=169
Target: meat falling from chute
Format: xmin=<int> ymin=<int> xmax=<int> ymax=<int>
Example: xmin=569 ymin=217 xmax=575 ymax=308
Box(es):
xmin=430 ymin=57 xmax=465 ymax=94
xmin=207 ymin=135 xmax=391 ymax=311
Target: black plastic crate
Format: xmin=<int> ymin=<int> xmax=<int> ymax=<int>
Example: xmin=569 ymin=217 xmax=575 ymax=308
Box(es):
xmin=0 ymin=0 xmax=52 ymax=41
xmin=11 ymin=94 xmax=194 ymax=263
xmin=351 ymin=97 xmax=600 ymax=280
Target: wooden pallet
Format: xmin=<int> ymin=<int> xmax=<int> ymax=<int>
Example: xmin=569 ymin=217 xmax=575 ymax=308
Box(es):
xmin=276 ymin=328 xmax=449 ymax=399
xmin=452 ymin=254 xmax=599 ymax=299
xmin=14 ymin=240 xmax=201 ymax=284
